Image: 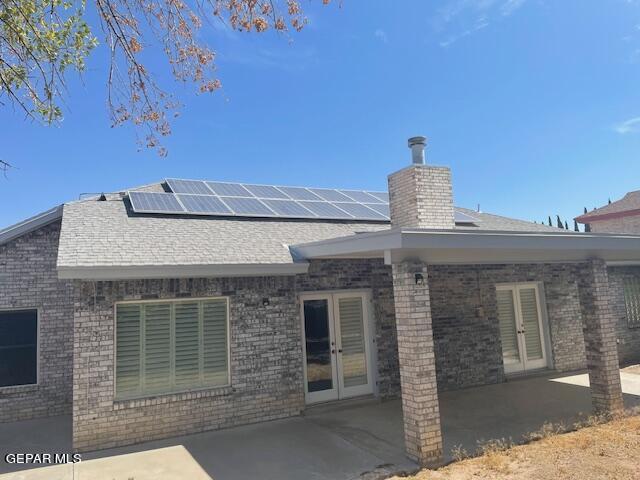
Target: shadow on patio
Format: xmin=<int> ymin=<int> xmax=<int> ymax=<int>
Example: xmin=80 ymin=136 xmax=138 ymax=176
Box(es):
xmin=2 ymin=370 xmax=640 ymax=480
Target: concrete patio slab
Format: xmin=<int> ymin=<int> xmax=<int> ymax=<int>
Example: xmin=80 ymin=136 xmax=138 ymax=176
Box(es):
xmin=2 ymin=370 xmax=639 ymax=480
xmin=1 ymin=446 xmax=210 ymax=480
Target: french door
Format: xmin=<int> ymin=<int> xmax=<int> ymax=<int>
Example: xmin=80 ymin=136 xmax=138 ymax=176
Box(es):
xmin=496 ymin=283 xmax=549 ymax=374
xmin=301 ymin=291 xmax=375 ymax=404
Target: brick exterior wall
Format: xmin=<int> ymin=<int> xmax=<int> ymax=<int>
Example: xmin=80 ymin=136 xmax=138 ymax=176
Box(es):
xmin=428 ymin=263 xmax=588 ymax=391
xmin=0 ymin=221 xmax=73 ymax=422
xmin=2 ymin=221 xmax=640 ymax=449
xmin=388 ymin=165 xmax=455 ymax=229
xmin=72 ymin=276 xmax=303 ymax=451
xmin=588 ymin=215 xmax=640 ymax=234
xmin=72 ymin=258 xmax=401 ymax=451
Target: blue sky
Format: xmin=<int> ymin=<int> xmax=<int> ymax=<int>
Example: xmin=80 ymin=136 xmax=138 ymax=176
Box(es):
xmin=2 ymin=0 xmax=640 ymax=228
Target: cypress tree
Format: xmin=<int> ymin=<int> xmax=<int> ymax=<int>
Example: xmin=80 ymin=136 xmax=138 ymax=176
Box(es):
xmin=584 ymin=207 xmax=588 ymax=214
xmin=564 ymin=220 xmax=569 ymax=230
xmin=548 ymin=216 xmax=552 ymax=227
xmin=574 ymin=219 xmax=579 ymax=232
xmin=556 ymin=215 xmax=563 ymax=228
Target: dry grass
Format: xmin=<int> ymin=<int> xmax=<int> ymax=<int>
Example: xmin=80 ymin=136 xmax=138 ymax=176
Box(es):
xmin=389 ymin=410 xmax=640 ymax=480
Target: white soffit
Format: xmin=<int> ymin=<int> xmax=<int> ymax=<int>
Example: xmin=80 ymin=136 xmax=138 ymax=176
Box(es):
xmin=290 ymin=228 xmax=640 ymax=265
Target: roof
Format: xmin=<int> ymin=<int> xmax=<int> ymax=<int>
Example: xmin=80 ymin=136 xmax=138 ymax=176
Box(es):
xmin=56 ymin=196 xmax=388 ymax=279
xmin=53 ymin=184 xmax=561 ymax=279
xmin=576 ymin=190 xmax=640 ymax=223
xmin=0 ymin=178 xmax=567 ymax=280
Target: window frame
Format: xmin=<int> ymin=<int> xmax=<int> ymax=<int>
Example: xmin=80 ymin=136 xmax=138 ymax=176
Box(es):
xmin=623 ymin=276 xmax=640 ymax=329
xmin=0 ymin=307 xmax=40 ymax=390
xmin=114 ymin=296 xmax=231 ymax=400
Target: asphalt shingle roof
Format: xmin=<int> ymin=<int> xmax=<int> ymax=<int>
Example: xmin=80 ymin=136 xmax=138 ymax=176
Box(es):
xmin=56 ymin=185 xmax=560 ymax=268
xmin=577 ymin=191 xmax=640 ymax=222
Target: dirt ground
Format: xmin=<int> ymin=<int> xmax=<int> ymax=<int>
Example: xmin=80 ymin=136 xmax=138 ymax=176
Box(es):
xmin=390 ymin=414 xmax=640 ymax=480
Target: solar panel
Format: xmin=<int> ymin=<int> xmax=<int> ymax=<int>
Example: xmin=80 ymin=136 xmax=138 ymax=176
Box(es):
xmin=262 ymin=199 xmax=317 ymax=217
xmin=277 ymin=186 xmax=322 ymax=201
xmin=299 ymin=201 xmax=354 ymax=219
xmin=243 ymin=184 xmax=289 ymax=199
xmin=309 ymin=188 xmax=354 ymax=202
xmin=166 ymin=179 xmax=213 ymax=195
xmin=333 ymin=202 xmax=388 ymax=220
xmin=154 ymin=178 xmax=477 ymax=224
xmin=339 ymin=190 xmax=382 ymax=203
xmin=206 ymin=182 xmax=252 ymax=197
xmin=454 ymin=210 xmax=478 ymax=223
xmin=221 ymin=197 xmax=275 ymax=216
xmin=178 ymin=194 xmax=231 ymax=214
xmin=364 ymin=203 xmax=390 ymax=218
xmin=367 ymin=191 xmax=389 ymax=202
xmin=129 ymin=192 xmax=185 ymax=213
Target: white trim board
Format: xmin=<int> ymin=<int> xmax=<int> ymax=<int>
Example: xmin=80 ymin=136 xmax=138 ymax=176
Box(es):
xmin=57 ymin=262 xmax=310 ymax=280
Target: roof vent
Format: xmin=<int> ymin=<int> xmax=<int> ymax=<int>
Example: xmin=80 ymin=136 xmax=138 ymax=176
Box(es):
xmin=408 ymin=136 xmax=427 ymax=165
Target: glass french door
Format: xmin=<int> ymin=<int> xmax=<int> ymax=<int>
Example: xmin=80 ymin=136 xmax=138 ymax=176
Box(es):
xmin=301 ymin=291 xmax=374 ymax=404
xmin=496 ymin=283 xmax=548 ymax=374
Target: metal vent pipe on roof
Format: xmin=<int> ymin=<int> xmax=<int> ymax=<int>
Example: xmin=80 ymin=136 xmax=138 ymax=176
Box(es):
xmin=408 ymin=136 xmax=427 ymax=165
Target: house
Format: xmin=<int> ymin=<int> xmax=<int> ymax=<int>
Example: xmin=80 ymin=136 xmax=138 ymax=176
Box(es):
xmin=576 ymin=190 xmax=640 ymax=234
xmin=2 ymin=136 xmax=640 ymax=467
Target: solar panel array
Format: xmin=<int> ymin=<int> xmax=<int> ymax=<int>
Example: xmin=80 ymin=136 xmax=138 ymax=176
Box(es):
xmin=127 ymin=178 xmax=477 ymax=224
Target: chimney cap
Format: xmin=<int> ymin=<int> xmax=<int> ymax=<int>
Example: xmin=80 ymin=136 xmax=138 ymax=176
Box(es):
xmin=408 ymin=136 xmax=427 ymax=165
xmin=408 ymin=136 xmax=427 ymax=147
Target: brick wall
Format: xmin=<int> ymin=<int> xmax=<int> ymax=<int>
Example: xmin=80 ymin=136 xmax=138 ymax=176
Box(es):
xmin=428 ymin=263 xmax=588 ymax=391
xmin=72 ymin=276 xmax=303 ymax=450
xmin=0 ymin=221 xmax=73 ymax=422
xmin=588 ymin=216 xmax=640 ymax=234
xmin=4 ymin=221 xmax=640 ymax=448
xmin=72 ymin=259 xmax=400 ymax=451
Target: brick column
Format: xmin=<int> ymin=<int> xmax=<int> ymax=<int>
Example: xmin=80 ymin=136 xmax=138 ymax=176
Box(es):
xmin=391 ymin=260 xmax=443 ymax=466
xmin=578 ymin=259 xmax=624 ymax=415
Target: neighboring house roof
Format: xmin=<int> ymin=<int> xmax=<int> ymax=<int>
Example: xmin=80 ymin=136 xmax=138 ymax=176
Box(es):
xmin=576 ymin=190 xmax=640 ymax=223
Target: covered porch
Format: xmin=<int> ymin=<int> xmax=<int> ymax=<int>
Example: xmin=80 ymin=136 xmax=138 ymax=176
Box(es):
xmin=2 ymin=371 xmax=640 ymax=480
xmin=292 ymin=227 xmax=640 ymax=465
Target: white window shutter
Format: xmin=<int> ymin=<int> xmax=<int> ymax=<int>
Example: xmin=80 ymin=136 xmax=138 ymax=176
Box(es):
xmin=203 ymin=300 xmax=229 ymax=386
xmin=116 ymin=304 xmax=142 ymax=397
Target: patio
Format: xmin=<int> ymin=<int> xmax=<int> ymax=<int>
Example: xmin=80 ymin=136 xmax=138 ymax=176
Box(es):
xmin=1 ymin=370 xmax=640 ymax=480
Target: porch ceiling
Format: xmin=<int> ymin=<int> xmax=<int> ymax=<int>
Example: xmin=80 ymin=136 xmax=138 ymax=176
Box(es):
xmin=290 ymin=228 xmax=640 ymax=265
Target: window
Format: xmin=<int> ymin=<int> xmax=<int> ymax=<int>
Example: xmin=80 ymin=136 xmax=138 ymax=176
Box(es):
xmin=0 ymin=309 xmax=38 ymax=387
xmin=116 ymin=298 xmax=229 ymax=399
xmin=623 ymin=277 xmax=640 ymax=328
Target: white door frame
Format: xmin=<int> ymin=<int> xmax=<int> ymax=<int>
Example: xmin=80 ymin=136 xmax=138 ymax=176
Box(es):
xmin=496 ymin=282 xmax=551 ymax=374
xmin=300 ymin=290 xmax=376 ymax=405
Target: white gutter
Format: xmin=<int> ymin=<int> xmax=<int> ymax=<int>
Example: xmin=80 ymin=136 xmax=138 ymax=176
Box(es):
xmin=0 ymin=205 xmax=63 ymax=246
xmin=57 ymin=262 xmax=309 ymax=280
xmin=291 ymin=228 xmax=640 ymax=265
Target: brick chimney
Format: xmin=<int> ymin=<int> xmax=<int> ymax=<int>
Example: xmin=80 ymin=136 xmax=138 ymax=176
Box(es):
xmin=388 ymin=136 xmax=455 ymax=229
